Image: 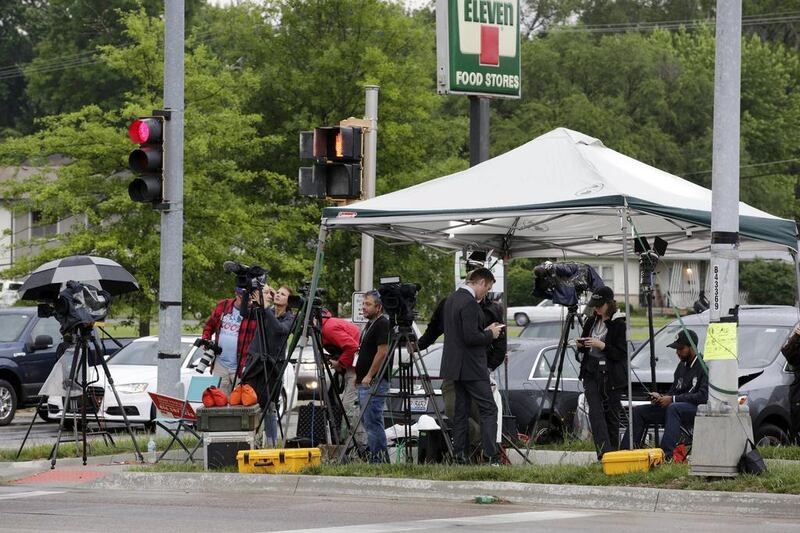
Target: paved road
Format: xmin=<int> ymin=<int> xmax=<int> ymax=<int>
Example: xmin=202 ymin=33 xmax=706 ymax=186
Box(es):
xmin=0 ymin=486 xmax=796 ymax=533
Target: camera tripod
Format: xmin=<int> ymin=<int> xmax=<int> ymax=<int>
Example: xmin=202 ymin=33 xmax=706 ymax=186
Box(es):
xmin=48 ymin=326 xmax=144 ymax=469
xmin=338 ymin=323 xmax=453 ymax=463
xmin=246 ymin=294 xmax=353 ymax=450
xmin=526 ymin=304 xmax=583 ymax=452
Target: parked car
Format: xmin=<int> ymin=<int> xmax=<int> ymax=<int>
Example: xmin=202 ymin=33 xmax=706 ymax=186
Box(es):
xmin=47 ymin=335 xmax=297 ymax=426
xmin=575 ymin=306 xmax=798 ymax=446
xmin=0 ymin=307 xmax=64 ymax=425
xmin=0 ymin=279 xmax=23 ymax=307
xmin=519 ymin=319 xmax=582 ymax=341
xmin=508 ymin=301 xmax=586 ymax=326
xmin=382 ymin=338 xmax=585 ymax=444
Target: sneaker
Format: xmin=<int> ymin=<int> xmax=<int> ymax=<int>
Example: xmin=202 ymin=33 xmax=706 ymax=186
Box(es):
xmin=229 ymin=385 xmax=242 ymax=405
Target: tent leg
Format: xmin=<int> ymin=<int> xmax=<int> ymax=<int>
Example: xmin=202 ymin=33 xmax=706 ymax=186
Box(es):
xmin=620 ymin=208 xmax=634 ymax=450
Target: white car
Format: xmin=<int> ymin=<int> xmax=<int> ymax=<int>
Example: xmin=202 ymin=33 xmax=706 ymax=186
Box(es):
xmin=507 ymin=301 xmax=586 ymax=326
xmin=47 ymin=335 xmax=296 ymax=425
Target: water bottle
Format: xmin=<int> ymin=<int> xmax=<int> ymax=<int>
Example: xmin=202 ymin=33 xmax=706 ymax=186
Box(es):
xmin=147 ymin=437 xmax=157 ymax=462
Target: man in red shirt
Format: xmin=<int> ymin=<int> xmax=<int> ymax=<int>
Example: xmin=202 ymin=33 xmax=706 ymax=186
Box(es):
xmin=322 ymin=313 xmax=365 ymax=447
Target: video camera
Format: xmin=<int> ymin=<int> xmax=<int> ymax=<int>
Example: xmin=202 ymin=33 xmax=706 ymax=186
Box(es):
xmin=532 ymin=261 xmax=603 ymax=307
xmin=288 ymin=282 xmax=326 ymax=310
xmin=223 ymin=260 xmax=267 ymax=292
xmin=378 ymin=276 xmax=420 ymax=328
xmin=38 ymin=280 xmax=112 ymax=335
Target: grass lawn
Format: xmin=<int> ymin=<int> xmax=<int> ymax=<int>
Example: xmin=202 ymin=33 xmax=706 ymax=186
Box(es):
xmin=0 ymin=435 xmax=197 ymax=462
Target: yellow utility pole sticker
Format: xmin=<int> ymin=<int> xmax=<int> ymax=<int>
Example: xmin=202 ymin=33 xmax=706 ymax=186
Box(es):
xmin=703 ymin=323 xmax=737 ymax=360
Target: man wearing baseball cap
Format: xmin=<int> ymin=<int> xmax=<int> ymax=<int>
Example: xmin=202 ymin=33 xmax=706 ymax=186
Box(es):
xmin=621 ymin=328 xmax=708 ymax=460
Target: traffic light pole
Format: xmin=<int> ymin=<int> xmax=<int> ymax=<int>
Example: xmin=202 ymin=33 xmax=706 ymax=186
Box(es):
xmin=690 ymin=0 xmax=750 ymax=477
xmin=359 ymin=85 xmax=379 ymax=292
xmin=156 ymin=0 xmax=185 ymax=404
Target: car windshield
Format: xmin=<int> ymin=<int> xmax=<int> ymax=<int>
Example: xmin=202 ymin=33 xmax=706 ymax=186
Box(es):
xmin=109 ymin=340 xmax=193 ymax=365
xmin=631 ymin=324 xmax=791 ymax=371
xmin=520 ymin=322 xmax=580 ymax=340
xmin=0 ymin=313 xmax=32 ymax=342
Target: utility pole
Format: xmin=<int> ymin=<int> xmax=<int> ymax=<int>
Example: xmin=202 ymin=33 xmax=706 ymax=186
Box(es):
xmin=156 ymin=0 xmax=184 ymax=402
xmin=690 ymin=0 xmax=750 ymax=477
xmin=469 ymin=96 xmax=489 ymax=167
xmin=359 ymin=85 xmax=379 ymax=292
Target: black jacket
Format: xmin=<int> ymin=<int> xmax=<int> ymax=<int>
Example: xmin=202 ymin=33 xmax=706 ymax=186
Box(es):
xmin=419 ymin=297 xmax=506 ymax=371
xmin=578 ymin=313 xmax=628 ymax=390
xmin=667 ymin=357 xmax=708 ymax=405
xmin=781 ymin=332 xmax=800 ymax=369
xmin=441 ymin=288 xmax=493 ymax=381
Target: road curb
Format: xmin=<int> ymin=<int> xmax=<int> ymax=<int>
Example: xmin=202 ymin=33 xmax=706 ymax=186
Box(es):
xmin=87 ymin=471 xmax=800 ymax=519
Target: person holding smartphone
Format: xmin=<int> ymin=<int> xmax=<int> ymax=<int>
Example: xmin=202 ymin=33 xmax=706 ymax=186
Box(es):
xmin=620 ymin=329 xmax=707 ymax=459
xmin=576 ymin=286 xmax=628 ymax=460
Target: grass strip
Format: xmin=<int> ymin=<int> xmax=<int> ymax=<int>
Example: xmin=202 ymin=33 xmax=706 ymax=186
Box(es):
xmin=0 ymin=435 xmax=198 ymax=462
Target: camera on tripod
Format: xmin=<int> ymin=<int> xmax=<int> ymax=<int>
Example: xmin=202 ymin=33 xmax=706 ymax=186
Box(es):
xmin=532 ymin=261 xmax=604 ymax=307
xmin=38 ymin=280 xmax=111 ymax=335
xmin=378 ymin=276 xmax=420 ymax=328
xmin=290 ymin=282 xmax=325 ymax=309
xmin=193 ymin=338 xmax=222 ymax=373
xmin=223 ymin=260 xmax=267 ymax=292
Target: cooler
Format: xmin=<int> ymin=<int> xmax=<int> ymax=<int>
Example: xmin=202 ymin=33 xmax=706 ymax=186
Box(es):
xmin=237 ymin=447 xmax=321 ymax=474
xmin=601 ymin=448 xmax=665 ymax=476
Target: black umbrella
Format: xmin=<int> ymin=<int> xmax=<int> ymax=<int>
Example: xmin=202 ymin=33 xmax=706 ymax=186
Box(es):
xmin=18 ymin=255 xmax=140 ymax=301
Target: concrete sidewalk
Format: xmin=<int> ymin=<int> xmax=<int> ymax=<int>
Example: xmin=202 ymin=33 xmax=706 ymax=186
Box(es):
xmin=3 ymin=452 xmax=800 ymax=520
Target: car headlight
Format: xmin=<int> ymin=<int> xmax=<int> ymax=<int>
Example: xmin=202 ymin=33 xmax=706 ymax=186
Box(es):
xmin=116 ymin=383 xmax=149 ymax=394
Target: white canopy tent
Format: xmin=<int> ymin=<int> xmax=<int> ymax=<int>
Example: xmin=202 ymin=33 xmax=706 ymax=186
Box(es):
xmin=320 ymin=128 xmax=796 ymax=257
xmin=302 ymin=127 xmax=798 ymax=454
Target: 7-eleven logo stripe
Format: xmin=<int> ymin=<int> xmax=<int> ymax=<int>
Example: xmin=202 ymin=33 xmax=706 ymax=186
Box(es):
xmin=480 ymin=25 xmax=499 ymax=66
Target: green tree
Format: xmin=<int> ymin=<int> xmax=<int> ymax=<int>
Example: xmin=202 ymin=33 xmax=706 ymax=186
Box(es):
xmin=0 ymin=10 xmax=317 ymax=332
xmin=740 ymin=259 xmax=796 ymax=305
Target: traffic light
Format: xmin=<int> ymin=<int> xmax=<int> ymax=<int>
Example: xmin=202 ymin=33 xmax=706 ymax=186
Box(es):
xmin=127 ymin=116 xmax=164 ymax=204
xmin=298 ymin=126 xmax=363 ymax=199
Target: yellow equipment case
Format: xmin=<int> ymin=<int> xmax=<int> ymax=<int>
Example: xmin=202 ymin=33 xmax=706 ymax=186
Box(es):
xmin=601 ymin=448 xmax=665 ymax=475
xmin=237 ymin=447 xmax=321 ymax=473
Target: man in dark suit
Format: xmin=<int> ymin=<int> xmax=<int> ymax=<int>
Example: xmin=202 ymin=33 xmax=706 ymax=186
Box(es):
xmin=441 ymin=267 xmax=505 ymax=463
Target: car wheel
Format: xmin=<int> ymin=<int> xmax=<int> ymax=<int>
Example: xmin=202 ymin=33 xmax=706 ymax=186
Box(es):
xmin=514 ymin=313 xmax=530 ymax=326
xmin=530 ymin=419 xmax=562 ymax=444
xmin=0 ymin=379 xmax=17 ymax=426
xmin=277 ymin=388 xmax=288 ymax=418
xmin=755 ymin=423 xmax=789 ymax=447
xmin=144 ymin=403 xmax=157 ymax=431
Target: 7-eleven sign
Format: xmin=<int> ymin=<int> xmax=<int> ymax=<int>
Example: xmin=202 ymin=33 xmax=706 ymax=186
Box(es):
xmin=436 ymin=0 xmax=521 ymax=98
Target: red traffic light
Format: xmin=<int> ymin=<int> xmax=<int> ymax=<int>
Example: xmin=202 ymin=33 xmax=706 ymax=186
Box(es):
xmin=128 ymin=118 xmax=162 ymax=144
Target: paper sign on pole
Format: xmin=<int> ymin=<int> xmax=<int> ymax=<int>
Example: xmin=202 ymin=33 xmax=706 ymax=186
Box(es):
xmin=703 ymin=322 xmax=737 ymax=361
xmin=351 ymin=292 xmax=368 ymax=323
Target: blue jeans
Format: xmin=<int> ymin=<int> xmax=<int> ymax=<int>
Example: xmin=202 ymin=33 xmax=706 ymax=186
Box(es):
xmin=357 ymin=381 xmax=389 ymax=463
xmin=620 ymin=402 xmax=697 ymax=458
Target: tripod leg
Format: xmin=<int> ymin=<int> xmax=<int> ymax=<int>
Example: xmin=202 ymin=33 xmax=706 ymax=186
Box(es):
xmin=93 ymin=335 xmax=144 ymax=462
xmin=80 ymin=341 xmax=88 ymax=465
xmin=51 ymin=345 xmax=82 ymax=469
xmin=410 ymin=342 xmax=455 ymax=462
xmin=16 ymin=395 xmax=46 ymax=460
